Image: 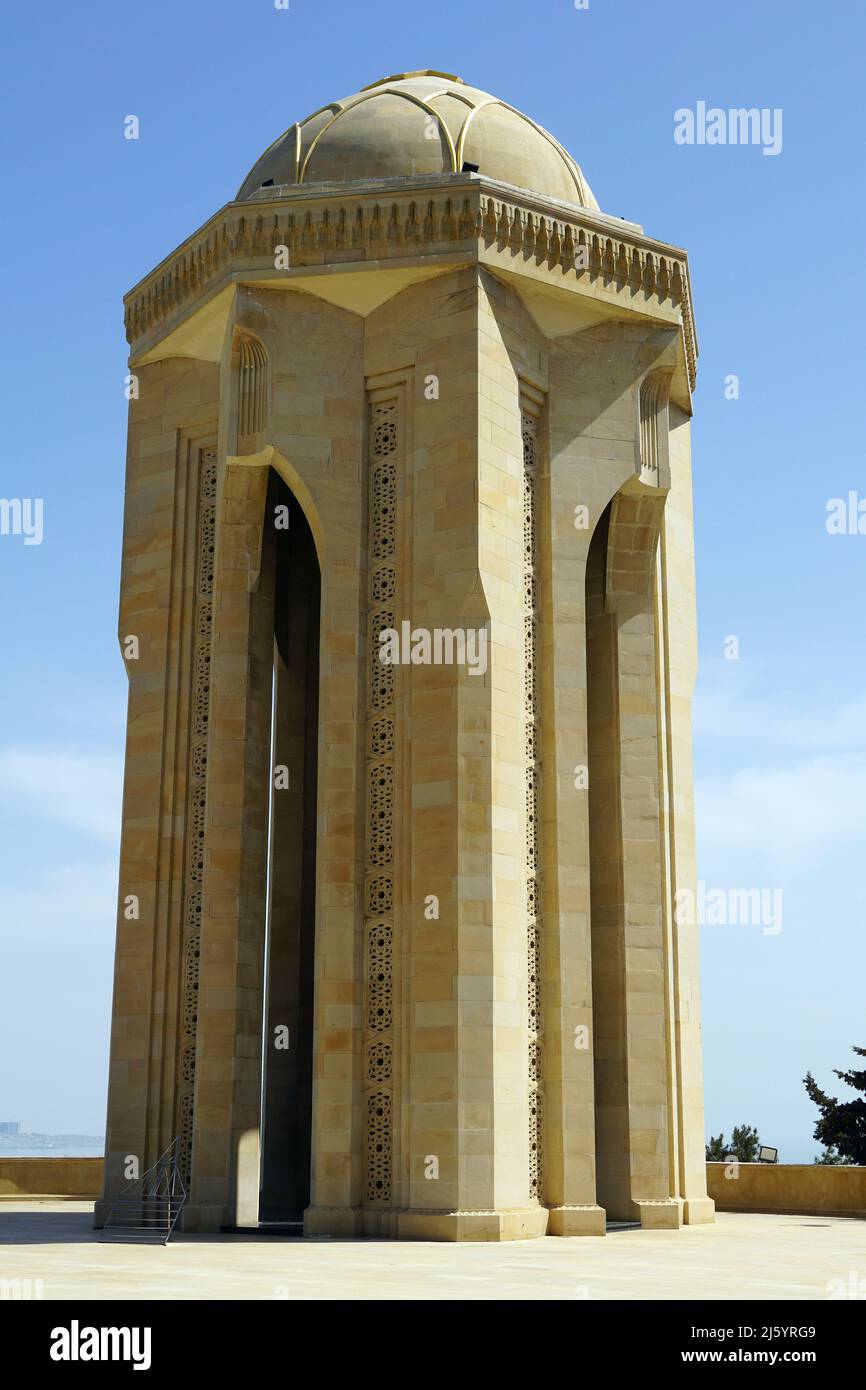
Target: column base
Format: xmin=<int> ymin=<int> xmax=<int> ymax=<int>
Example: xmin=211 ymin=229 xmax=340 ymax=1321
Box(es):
xmin=92 ymin=1200 xmax=110 ymax=1229
xmin=633 ymin=1198 xmax=684 ymax=1230
xmin=304 ymin=1205 xmax=365 ymax=1238
xmin=181 ymin=1202 xmax=225 ymax=1233
xmin=546 ymin=1204 xmax=607 ymax=1237
xmin=305 ymin=1205 xmax=550 ymax=1242
xmin=683 ymin=1195 xmax=716 ymax=1225
xmin=397 ymin=1207 xmax=550 ymax=1242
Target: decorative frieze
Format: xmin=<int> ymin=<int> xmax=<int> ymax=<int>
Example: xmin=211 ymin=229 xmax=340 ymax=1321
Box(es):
xmin=122 ymin=182 xmax=696 ymax=391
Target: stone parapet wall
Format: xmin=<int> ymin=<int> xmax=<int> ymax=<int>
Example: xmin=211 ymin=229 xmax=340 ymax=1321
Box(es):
xmin=708 ymin=1162 xmax=866 ymax=1218
xmin=8 ymin=1157 xmax=864 ymax=1220
xmin=0 ymin=1157 xmax=103 ymax=1198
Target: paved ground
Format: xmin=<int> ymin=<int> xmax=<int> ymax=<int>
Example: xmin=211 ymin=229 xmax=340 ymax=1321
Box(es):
xmin=0 ymin=1203 xmax=863 ymax=1300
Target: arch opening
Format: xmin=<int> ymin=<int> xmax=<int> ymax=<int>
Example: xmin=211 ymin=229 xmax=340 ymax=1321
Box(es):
xmin=585 ymin=501 xmax=632 ymax=1221
xmin=258 ymin=467 xmax=321 ymax=1223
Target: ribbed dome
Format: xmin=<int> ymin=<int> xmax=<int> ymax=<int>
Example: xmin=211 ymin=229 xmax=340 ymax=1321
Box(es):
xmin=237 ymin=71 xmax=598 ymax=210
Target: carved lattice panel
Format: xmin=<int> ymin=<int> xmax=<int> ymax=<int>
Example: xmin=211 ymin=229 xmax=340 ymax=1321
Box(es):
xmin=525 ymin=718 xmax=537 ymax=766
xmin=371 ymin=461 xmax=396 ymax=560
xmin=363 ymin=397 xmax=400 ymax=1206
xmin=192 ymin=742 xmax=208 ymax=781
xmin=526 ymin=874 xmax=540 ymax=922
xmin=366 ymin=874 xmax=394 ymax=916
xmin=370 ymin=661 xmax=395 ymax=713
xmin=527 ymin=925 xmax=541 ymax=1035
xmin=178 ymin=1092 xmax=195 ymax=1181
xmin=368 ymin=763 xmax=394 ymax=867
xmin=182 ymin=933 xmax=200 ymax=1034
xmin=369 ymin=609 xmax=396 ymax=711
xmin=201 ymin=459 xmax=217 ymax=500
xmin=524 ymin=619 xmax=536 ymax=717
xmin=372 ymin=405 xmax=397 ymax=459
xmin=366 ymin=1041 xmax=393 ymax=1084
xmin=199 ymin=507 xmax=215 ymax=596
xmin=525 ymin=766 xmax=539 ymax=874
xmin=175 ymin=444 xmax=217 ymax=1184
xmin=185 ymin=890 xmax=202 ymax=934
xmin=365 ymin=922 xmax=393 ymax=1033
xmin=371 ymin=565 xmax=396 ymax=603
xmin=528 ymin=1090 xmax=543 ymax=1201
xmin=187 ymin=783 xmax=207 ymax=884
xmin=522 ymin=409 xmax=544 ymax=1204
xmin=368 ymin=717 xmax=395 ymax=759
xmin=365 ymin=1092 xmax=393 ymax=1203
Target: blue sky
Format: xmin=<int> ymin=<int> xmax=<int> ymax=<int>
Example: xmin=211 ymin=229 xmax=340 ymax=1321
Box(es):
xmin=0 ymin=0 xmax=863 ymax=1159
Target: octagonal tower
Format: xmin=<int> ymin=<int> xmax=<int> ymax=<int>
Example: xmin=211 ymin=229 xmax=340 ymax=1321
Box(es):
xmin=98 ymin=71 xmax=714 ymax=1239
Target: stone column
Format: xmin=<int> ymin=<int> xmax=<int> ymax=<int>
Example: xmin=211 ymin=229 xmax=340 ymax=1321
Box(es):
xmin=534 ymin=389 xmax=608 ymax=1238
xmin=97 ymin=359 xmax=218 ymax=1225
xmin=591 ymin=481 xmax=682 ymax=1228
xmin=660 ymin=407 xmax=715 ymax=1225
xmin=393 ymin=269 xmax=548 ymax=1239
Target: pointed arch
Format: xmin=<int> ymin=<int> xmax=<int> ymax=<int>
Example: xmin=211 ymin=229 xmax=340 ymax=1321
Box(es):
xmin=225 ymin=443 xmax=326 ymax=574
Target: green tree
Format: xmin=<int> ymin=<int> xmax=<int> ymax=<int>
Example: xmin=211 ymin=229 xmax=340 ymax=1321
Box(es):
xmin=804 ymin=1045 xmax=866 ymax=1165
xmin=705 ymin=1124 xmax=761 ymax=1162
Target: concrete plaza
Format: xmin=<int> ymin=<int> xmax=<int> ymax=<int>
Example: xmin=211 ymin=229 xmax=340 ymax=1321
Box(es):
xmin=1 ymin=1203 xmax=862 ymax=1300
